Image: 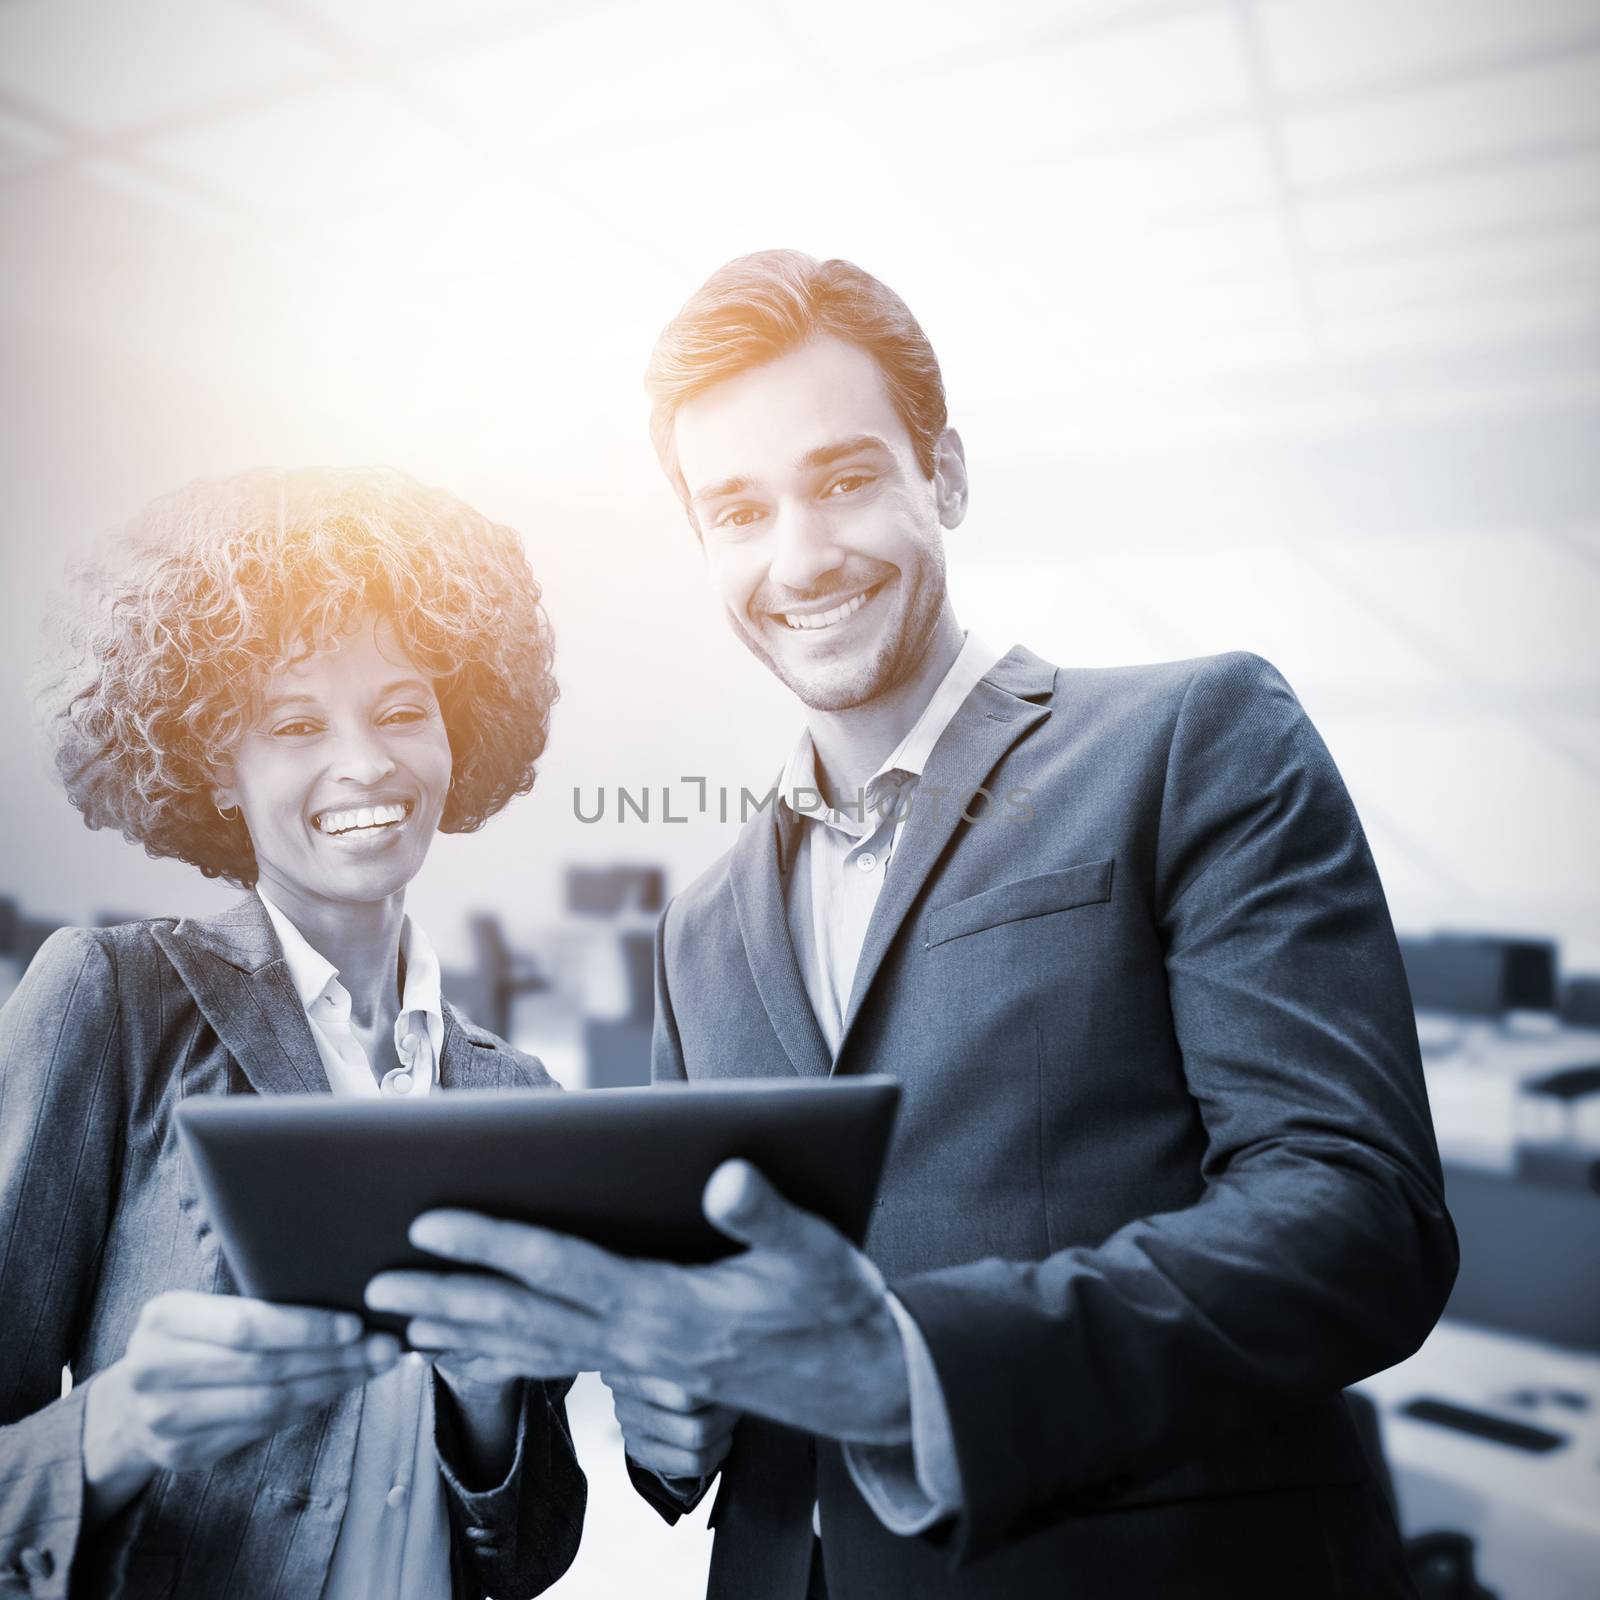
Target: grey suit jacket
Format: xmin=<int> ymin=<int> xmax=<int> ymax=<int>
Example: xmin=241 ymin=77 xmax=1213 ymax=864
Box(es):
xmin=0 ymin=895 xmax=585 ymax=1600
xmin=642 ymin=649 xmax=1457 ymax=1600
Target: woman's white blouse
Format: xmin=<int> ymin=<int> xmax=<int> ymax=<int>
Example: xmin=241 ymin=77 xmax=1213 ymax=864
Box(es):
xmin=254 ymin=889 xmax=451 ymax=1600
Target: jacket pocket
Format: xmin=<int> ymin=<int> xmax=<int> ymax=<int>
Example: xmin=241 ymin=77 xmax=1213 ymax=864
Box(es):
xmin=925 ymin=858 xmax=1114 ymax=948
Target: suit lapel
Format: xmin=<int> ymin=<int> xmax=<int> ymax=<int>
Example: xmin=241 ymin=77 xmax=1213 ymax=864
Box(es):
xmin=834 ymin=648 xmax=1056 ymax=1062
xmin=728 ymin=803 xmax=833 ymax=1078
xmin=153 ymin=894 xmax=331 ymax=1097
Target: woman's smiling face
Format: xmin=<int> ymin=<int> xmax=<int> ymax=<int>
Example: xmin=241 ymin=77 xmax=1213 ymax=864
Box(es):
xmin=213 ymin=615 xmax=453 ymax=915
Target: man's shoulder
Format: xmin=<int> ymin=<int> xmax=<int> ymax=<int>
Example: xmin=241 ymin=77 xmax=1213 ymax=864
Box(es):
xmin=1032 ymin=649 xmax=1294 ymax=741
xmin=1042 ymin=648 xmax=1283 ymax=706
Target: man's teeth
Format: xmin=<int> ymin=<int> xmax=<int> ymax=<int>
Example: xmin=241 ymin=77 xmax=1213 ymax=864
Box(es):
xmin=316 ymin=803 xmax=409 ymax=836
xmin=782 ymin=589 xmax=873 ymax=631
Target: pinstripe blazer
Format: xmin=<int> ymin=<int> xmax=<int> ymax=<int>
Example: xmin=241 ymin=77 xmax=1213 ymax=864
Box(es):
xmin=0 ymin=895 xmax=585 ymax=1600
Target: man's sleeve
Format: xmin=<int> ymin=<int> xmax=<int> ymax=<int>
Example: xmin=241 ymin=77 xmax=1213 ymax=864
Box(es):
xmin=0 ymin=930 xmax=127 ymax=1595
xmin=892 ymin=652 xmax=1459 ymax=1563
xmin=623 ymin=902 xmax=724 ymax=1525
xmin=842 ymin=1293 xmax=963 ymax=1532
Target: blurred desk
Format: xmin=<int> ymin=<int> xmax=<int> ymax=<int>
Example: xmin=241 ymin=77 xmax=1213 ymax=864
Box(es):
xmin=1357 ymin=1322 xmax=1600 ymax=1600
xmin=1420 ymin=1014 xmax=1600 ymax=1172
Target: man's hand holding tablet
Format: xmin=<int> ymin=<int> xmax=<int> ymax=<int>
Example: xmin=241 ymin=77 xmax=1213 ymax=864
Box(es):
xmin=364 ymin=1159 xmax=915 ymax=1450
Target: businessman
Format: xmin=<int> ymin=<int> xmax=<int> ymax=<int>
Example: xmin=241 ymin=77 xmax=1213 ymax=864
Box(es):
xmin=368 ymin=250 xmax=1458 ymax=1598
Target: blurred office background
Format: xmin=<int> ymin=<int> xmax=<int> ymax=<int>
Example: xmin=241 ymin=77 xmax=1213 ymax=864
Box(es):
xmin=1 ymin=1 xmax=1598 ymax=1594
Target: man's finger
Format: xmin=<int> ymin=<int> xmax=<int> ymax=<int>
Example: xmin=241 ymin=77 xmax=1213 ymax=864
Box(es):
xmin=702 ymin=1160 xmax=845 ymax=1260
xmin=601 ymin=1372 xmax=703 ymax=1412
xmin=141 ymin=1293 xmax=364 ymax=1351
xmin=612 ymin=1394 xmax=734 ymax=1453
xmin=405 ymin=1318 xmax=591 ymax=1377
xmin=407 ymin=1211 xmax=630 ymax=1311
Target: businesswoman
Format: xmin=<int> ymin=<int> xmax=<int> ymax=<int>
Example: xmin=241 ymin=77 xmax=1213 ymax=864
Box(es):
xmin=0 ymin=468 xmax=583 ymax=1598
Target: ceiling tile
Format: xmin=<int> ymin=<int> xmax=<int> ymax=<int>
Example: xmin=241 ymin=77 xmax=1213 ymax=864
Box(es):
xmin=1317 ymin=712 xmax=1600 ymax=909
xmin=1319 ymin=290 xmax=1596 ymax=360
xmin=1299 ymin=150 xmax=1600 ymax=255
xmin=0 ymin=105 xmax=61 ymax=175
xmin=861 ymin=10 xmax=1251 ymax=164
xmin=1086 ymin=544 xmax=1454 ymax=689
xmin=774 ymin=0 xmax=1140 ymax=77
xmin=279 ymin=173 xmax=601 ymax=285
xmin=1314 ymin=528 xmax=1600 ymax=690
xmin=290 ymin=0 xmax=541 ymax=51
xmin=416 ymin=1 xmax=813 ymax=156
xmin=1017 ymin=125 xmax=1275 ymax=220
xmin=1313 ymin=225 xmax=1600 ymax=316
xmin=142 ymin=84 xmax=481 ymax=215
xmin=1285 ymin=54 xmax=1600 ymax=187
xmin=0 ymin=0 xmax=328 ymax=135
xmin=1259 ymin=0 xmax=1600 ymax=99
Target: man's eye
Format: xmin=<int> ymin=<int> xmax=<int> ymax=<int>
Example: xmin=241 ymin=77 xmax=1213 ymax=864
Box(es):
xmin=719 ymin=508 xmax=762 ymax=530
xmin=826 ymin=475 xmax=871 ymax=497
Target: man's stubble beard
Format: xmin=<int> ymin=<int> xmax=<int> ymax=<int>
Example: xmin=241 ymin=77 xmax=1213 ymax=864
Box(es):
xmin=733 ymin=547 xmax=948 ymax=714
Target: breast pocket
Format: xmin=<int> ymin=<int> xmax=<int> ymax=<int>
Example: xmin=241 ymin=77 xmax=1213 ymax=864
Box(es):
xmin=925 ymin=858 xmax=1114 ymax=948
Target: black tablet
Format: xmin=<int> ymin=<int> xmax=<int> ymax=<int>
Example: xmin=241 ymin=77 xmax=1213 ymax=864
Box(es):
xmin=174 ymin=1076 xmax=900 ymax=1330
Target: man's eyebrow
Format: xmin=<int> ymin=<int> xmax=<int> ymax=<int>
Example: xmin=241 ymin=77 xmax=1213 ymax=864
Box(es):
xmin=690 ymin=473 xmax=752 ymax=507
xmin=799 ymin=434 xmax=891 ymax=472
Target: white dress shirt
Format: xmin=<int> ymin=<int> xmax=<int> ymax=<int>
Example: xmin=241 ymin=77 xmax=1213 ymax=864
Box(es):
xmin=778 ymin=631 xmax=1007 ymax=1535
xmin=254 ymin=889 xmax=451 ymax=1600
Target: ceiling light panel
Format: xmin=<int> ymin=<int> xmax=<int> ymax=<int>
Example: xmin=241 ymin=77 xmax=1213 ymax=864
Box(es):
xmin=0 ymin=0 xmax=328 ymax=135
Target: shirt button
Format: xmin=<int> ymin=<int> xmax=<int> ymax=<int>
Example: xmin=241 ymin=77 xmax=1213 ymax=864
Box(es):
xmin=857 ymin=852 xmax=878 ymax=872
xmin=381 ymin=1069 xmax=413 ymax=1096
xmin=386 ymin=1484 xmax=409 ymax=1509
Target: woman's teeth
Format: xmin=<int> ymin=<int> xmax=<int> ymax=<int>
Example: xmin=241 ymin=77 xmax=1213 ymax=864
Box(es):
xmin=316 ymin=803 xmax=409 ymax=836
xmin=782 ymin=588 xmax=874 ymax=631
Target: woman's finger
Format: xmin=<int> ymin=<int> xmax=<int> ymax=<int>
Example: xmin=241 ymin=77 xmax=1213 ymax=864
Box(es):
xmin=139 ymin=1292 xmax=365 ymax=1351
xmin=130 ymin=1333 xmax=398 ymax=1391
xmin=140 ymin=1364 xmax=387 ymax=1438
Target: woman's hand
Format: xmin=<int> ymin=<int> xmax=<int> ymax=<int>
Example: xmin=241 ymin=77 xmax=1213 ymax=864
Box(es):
xmin=83 ymin=1291 xmax=397 ymax=1522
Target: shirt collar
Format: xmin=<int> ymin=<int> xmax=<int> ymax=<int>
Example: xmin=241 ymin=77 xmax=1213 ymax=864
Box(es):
xmin=255 ymin=886 xmax=444 ymax=1042
xmin=778 ymin=631 xmax=1006 ymax=830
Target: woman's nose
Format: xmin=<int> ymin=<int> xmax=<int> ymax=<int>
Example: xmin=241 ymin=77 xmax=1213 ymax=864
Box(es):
xmin=328 ymin=730 xmax=397 ymax=786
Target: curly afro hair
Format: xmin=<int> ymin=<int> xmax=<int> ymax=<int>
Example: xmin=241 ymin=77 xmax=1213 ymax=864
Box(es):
xmin=41 ymin=466 xmax=557 ymax=888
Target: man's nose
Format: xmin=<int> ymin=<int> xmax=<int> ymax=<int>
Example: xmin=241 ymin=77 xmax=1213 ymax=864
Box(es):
xmin=328 ymin=727 xmax=397 ymax=787
xmin=766 ymin=501 xmax=844 ymax=594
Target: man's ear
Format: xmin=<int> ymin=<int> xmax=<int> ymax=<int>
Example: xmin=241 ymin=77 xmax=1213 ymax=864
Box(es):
xmin=932 ymin=428 xmax=969 ymax=531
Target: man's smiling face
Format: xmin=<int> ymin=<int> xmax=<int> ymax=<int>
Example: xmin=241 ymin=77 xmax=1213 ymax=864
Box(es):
xmin=674 ymin=335 xmax=964 ymax=712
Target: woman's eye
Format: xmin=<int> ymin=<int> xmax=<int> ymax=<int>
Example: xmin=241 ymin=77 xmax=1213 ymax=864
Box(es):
xmin=270 ymin=719 xmax=320 ymax=738
xmin=381 ymin=706 xmax=427 ymax=726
